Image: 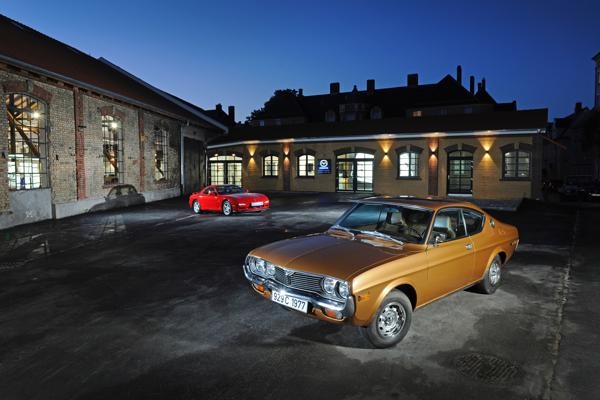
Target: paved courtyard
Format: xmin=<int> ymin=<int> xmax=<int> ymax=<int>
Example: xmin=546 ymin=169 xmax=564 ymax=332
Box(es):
xmin=0 ymin=194 xmax=598 ymax=399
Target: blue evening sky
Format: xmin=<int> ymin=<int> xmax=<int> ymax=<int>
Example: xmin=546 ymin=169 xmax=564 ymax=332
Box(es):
xmin=1 ymin=0 xmax=599 ymax=122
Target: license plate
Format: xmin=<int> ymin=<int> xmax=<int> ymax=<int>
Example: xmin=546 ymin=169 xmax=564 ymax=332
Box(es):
xmin=251 ymin=201 xmax=264 ymax=207
xmin=271 ymin=290 xmax=308 ymax=313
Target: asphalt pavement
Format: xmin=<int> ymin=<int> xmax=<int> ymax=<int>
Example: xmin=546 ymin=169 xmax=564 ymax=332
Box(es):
xmin=0 ymin=194 xmax=598 ymax=400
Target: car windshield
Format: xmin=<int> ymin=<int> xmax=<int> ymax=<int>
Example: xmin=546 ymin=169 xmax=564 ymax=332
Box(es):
xmin=333 ymin=203 xmax=434 ymax=244
xmin=216 ymin=185 xmax=245 ymax=194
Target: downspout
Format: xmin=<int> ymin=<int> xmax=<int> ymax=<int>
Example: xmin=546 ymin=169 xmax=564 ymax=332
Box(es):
xmin=180 ymin=123 xmax=186 ymax=196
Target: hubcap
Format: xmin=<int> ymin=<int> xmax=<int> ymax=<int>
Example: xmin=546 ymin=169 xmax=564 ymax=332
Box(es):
xmin=193 ymin=201 xmax=199 ymax=213
xmin=489 ymin=260 xmax=501 ymax=285
xmin=376 ymin=302 xmax=405 ymax=338
xmin=223 ymin=202 xmax=231 ymax=214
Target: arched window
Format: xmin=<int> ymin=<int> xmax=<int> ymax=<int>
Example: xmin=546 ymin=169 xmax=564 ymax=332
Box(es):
xmin=501 ymin=144 xmax=531 ymax=179
xmin=396 ymin=145 xmax=423 ymax=178
xmin=153 ymin=125 xmax=169 ymax=182
xmin=5 ymin=93 xmax=49 ymax=190
xmin=102 ymin=115 xmax=123 ymax=185
xmin=263 ymin=154 xmax=279 ymax=177
xmin=297 ymin=154 xmax=315 ymax=177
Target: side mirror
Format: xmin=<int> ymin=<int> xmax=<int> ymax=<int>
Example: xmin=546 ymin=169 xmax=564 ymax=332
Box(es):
xmin=430 ymin=233 xmax=447 ymax=246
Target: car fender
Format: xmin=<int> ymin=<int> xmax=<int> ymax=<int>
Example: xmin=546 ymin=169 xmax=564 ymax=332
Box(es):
xmin=352 ymin=277 xmax=418 ymax=326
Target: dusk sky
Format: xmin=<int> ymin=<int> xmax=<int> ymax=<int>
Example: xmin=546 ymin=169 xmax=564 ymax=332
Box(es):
xmin=1 ymin=0 xmax=599 ymax=122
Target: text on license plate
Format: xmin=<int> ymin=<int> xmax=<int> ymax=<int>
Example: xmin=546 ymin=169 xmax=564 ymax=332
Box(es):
xmin=271 ymin=290 xmax=308 ymax=313
xmin=251 ymin=201 xmax=264 ymax=207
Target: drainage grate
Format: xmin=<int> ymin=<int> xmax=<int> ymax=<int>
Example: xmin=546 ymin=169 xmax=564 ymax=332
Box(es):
xmin=454 ymin=352 xmax=521 ymax=384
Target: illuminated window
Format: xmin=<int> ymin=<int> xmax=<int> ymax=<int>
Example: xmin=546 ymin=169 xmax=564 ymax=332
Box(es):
xmin=297 ymin=154 xmax=315 ymax=177
xmin=102 ymin=115 xmax=123 ymax=185
xmin=153 ymin=126 xmax=168 ymax=181
xmin=503 ymin=150 xmax=530 ymax=179
xmin=396 ymin=145 xmax=422 ymax=178
xmin=263 ymin=155 xmax=279 ymax=177
xmin=209 ymin=154 xmax=242 ymax=185
xmin=412 ymin=110 xmax=422 ymax=117
xmin=5 ymin=93 xmax=48 ymax=190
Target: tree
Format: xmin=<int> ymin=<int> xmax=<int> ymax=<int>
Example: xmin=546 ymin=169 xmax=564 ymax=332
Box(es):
xmin=246 ymin=89 xmax=299 ymax=122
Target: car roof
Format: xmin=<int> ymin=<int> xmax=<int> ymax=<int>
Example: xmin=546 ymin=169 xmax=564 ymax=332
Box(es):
xmin=357 ymin=196 xmax=484 ymax=212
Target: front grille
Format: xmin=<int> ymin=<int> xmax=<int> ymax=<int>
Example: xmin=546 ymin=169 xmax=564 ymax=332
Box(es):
xmin=274 ymin=266 xmax=323 ymax=295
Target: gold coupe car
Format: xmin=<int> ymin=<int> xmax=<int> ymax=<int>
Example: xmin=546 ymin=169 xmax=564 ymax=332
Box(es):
xmin=243 ymin=197 xmax=519 ymax=348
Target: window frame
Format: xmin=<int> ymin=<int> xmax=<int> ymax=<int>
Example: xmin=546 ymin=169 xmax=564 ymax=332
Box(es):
xmin=501 ymin=143 xmax=531 ymax=181
xmin=5 ymin=92 xmax=49 ymax=190
xmin=395 ymin=145 xmax=423 ymax=179
xmin=102 ymin=115 xmax=124 ymax=186
xmin=262 ymin=154 xmax=279 ymax=177
xmin=153 ymin=125 xmax=169 ymax=182
xmin=296 ymin=151 xmax=316 ymax=177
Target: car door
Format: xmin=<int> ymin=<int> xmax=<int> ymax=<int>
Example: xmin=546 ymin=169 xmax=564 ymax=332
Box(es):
xmin=462 ymin=208 xmax=492 ymax=281
xmin=201 ymin=187 xmax=219 ymax=211
xmin=424 ymin=208 xmax=474 ymax=301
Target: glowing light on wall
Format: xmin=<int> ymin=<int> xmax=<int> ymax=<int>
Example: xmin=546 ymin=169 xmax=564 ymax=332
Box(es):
xmin=247 ymin=144 xmax=257 ymax=157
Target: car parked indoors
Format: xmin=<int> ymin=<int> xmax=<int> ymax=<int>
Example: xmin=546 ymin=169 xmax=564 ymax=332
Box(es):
xmin=188 ymin=184 xmax=270 ymax=216
xmin=243 ymin=197 xmax=519 ymax=348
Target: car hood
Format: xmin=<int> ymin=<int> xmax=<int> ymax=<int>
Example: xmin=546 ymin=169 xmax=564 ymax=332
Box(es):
xmin=250 ymin=232 xmax=418 ymax=281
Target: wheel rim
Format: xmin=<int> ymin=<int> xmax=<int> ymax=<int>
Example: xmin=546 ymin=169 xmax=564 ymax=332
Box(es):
xmin=376 ymin=302 xmax=405 ymax=338
xmin=223 ymin=202 xmax=231 ymax=215
xmin=193 ymin=201 xmax=200 ymax=213
xmin=489 ymin=259 xmax=501 ymax=285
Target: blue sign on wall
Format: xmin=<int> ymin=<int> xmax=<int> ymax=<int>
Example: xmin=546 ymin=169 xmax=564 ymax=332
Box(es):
xmin=317 ymin=159 xmax=331 ymax=174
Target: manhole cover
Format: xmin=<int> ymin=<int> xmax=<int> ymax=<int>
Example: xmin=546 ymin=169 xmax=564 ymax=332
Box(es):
xmin=454 ymin=352 xmax=521 ymax=384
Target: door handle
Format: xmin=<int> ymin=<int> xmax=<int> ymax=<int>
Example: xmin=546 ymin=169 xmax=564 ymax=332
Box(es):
xmin=465 ymin=243 xmax=473 ymax=251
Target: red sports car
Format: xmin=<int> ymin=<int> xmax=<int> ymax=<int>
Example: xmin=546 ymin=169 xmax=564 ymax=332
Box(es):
xmin=188 ymin=184 xmax=270 ymax=216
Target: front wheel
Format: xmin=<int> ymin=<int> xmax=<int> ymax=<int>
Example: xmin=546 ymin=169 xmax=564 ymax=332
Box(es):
xmin=360 ymin=290 xmax=412 ymax=348
xmin=192 ymin=200 xmax=201 ymax=214
xmin=475 ymin=255 xmax=502 ymax=294
xmin=222 ymin=200 xmax=232 ymax=216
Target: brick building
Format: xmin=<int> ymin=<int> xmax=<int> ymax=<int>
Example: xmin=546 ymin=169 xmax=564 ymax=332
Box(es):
xmin=0 ymin=15 xmax=227 ymax=229
xmin=208 ymin=68 xmax=548 ymax=200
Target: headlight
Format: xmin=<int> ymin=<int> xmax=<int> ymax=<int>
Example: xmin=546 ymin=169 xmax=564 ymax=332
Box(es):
xmin=255 ymin=258 xmax=266 ymax=275
xmin=247 ymin=255 xmax=276 ymax=278
xmin=265 ymin=262 xmax=276 ymax=276
xmin=322 ymin=277 xmax=336 ymax=294
xmin=337 ymin=281 xmax=349 ymax=298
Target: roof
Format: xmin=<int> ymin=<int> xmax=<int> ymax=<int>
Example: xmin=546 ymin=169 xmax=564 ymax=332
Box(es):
xmin=358 ymin=196 xmax=485 ymax=212
xmin=0 ymin=14 xmax=226 ymax=132
xmin=208 ymin=108 xmax=548 ymax=146
xmin=252 ymin=74 xmax=502 ymax=123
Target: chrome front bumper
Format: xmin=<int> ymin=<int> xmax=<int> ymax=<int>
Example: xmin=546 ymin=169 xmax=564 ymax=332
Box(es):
xmin=242 ymin=265 xmax=355 ymax=320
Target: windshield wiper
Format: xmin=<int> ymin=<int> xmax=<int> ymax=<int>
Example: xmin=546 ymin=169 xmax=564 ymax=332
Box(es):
xmin=357 ymin=230 xmax=404 ymax=246
xmin=328 ymin=224 xmax=355 ymax=239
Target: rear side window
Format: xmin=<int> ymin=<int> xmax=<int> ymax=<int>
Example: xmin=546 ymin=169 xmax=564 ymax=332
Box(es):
xmin=463 ymin=209 xmax=485 ymax=235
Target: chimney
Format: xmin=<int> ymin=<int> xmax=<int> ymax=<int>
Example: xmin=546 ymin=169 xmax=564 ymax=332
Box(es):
xmin=228 ymin=105 xmax=235 ymax=122
xmin=456 ymin=65 xmax=462 ymax=86
xmin=367 ymin=79 xmax=375 ymax=94
xmin=469 ymin=76 xmax=475 ymax=94
xmin=216 ymin=103 xmax=223 ymax=112
xmin=407 ymin=73 xmax=419 ymax=87
xmin=481 ymin=78 xmax=486 ymax=91
xmin=330 ymin=82 xmax=340 ymax=95
xmin=298 ymin=88 xmax=303 ymax=96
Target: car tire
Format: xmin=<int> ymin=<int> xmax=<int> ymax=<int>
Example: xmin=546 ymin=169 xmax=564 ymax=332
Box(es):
xmin=192 ymin=200 xmax=202 ymax=214
xmin=475 ymin=255 xmax=502 ymax=294
xmin=222 ymin=200 xmax=232 ymax=216
xmin=361 ymin=290 xmax=412 ymax=348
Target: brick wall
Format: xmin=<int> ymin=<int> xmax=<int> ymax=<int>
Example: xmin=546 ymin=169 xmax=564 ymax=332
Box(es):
xmin=211 ymin=134 xmax=539 ymax=200
xmin=1 ymin=68 xmax=184 ymax=226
